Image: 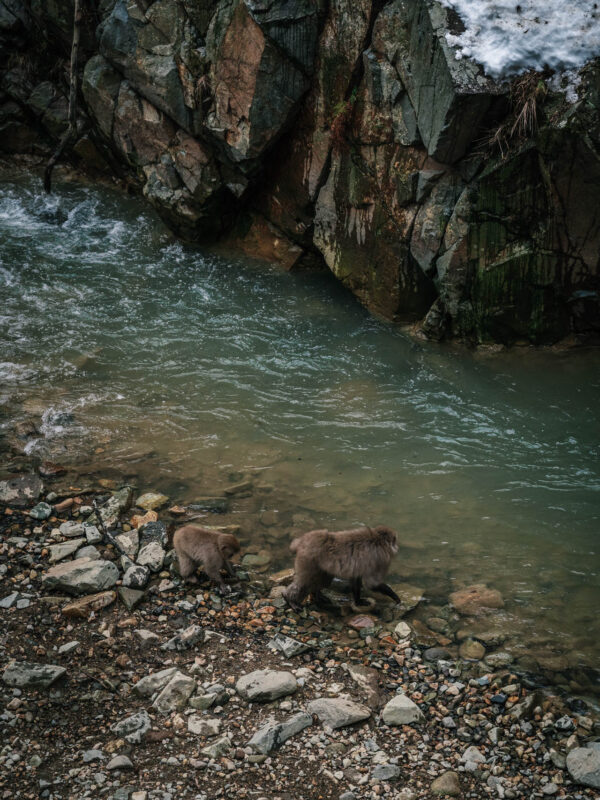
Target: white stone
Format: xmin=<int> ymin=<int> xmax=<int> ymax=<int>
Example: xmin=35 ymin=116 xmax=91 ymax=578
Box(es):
xmin=236 ymin=670 xmax=297 ymax=702
xmin=382 ymin=693 xmax=424 ymax=726
xmin=306 ymin=697 xmax=371 ymax=730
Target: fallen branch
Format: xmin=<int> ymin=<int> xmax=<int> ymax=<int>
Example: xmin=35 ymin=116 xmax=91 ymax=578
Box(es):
xmin=43 ymin=0 xmax=82 ymax=193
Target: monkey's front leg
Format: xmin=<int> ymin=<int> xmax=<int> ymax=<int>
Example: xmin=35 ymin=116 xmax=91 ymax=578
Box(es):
xmin=372 ymin=582 xmax=401 ymax=604
xmin=224 ymin=560 xmax=236 ymax=578
xmin=351 ymin=577 xmax=364 ymax=605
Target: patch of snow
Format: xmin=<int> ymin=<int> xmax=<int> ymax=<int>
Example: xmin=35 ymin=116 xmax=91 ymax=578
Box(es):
xmin=440 ymin=0 xmax=600 ymax=80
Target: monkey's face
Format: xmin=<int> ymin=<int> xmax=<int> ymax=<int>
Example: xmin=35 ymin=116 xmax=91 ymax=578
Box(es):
xmin=219 ymin=534 xmax=241 ymax=561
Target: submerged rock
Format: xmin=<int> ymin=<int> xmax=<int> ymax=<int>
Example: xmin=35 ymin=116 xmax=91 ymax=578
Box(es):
xmin=449 ymin=584 xmax=504 ymax=615
xmin=135 ymin=492 xmax=169 ymax=510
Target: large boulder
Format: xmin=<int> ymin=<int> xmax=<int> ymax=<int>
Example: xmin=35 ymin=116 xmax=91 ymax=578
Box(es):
xmin=42 ymin=558 xmax=119 ymax=595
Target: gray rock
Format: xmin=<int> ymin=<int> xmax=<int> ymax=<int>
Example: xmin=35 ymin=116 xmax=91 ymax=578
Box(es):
xmin=111 ymin=710 xmax=151 ymax=744
xmin=42 ymin=558 xmax=119 ymax=595
xmin=161 ymin=624 xmax=204 ymax=651
xmin=84 ymin=525 xmax=102 ymax=544
xmin=187 ymin=716 xmax=221 ymax=737
xmin=106 ymin=755 xmax=134 ymax=771
xmin=59 ymin=522 xmax=85 ymax=538
xmin=247 ymin=712 xmax=312 ymax=754
xmin=431 ymin=771 xmax=461 ymax=796
xmin=200 ymin=735 xmax=231 ymax=759
xmin=85 ymin=487 xmax=132 ymax=530
xmin=267 ymin=633 xmax=310 ymax=658
xmin=566 ymin=747 xmax=600 ymax=789
xmin=189 ymin=693 xmax=218 ymax=710
xmin=29 ymin=502 xmax=52 ymax=520
xmin=2 ymin=661 xmax=66 ymax=688
xmin=306 ymin=697 xmax=371 ymax=730
xmin=48 ymin=539 xmax=86 ymax=563
xmin=83 ymin=749 xmax=105 ymax=763
xmin=115 ymin=529 xmax=139 ymax=560
xmin=133 ymin=629 xmax=159 ymax=647
xmin=0 ymin=474 xmax=43 ymax=508
xmin=381 ymin=693 xmax=424 ymax=726
xmin=0 ymin=592 xmax=19 ymax=609
xmin=123 ymin=564 xmax=150 ymax=589
xmin=133 ymin=667 xmax=178 ymax=697
xmin=75 ymin=545 xmax=101 ymax=560
xmin=153 ymin=671 xmax=196 ymax=714
xmin=372 ymin=764 xmax=400 ymax=782
xmin=136 ymin=541 xmax=165 ymax=572
xmin=236 ymin=670 xmax=297 ymax=702
xmin=118 ymin=587 xmax=145 ymax=611
xmin=57 ymin=641 xmax=79 ymax=655
xmin=138 ymin=520 xmax=168 ymax=548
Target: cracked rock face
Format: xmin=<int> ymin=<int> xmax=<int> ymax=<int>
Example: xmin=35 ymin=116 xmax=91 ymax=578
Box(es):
xmin=2 ymin=0 xmax=599 ymax=346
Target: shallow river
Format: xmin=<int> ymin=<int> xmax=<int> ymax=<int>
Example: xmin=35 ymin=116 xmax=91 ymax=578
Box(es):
xmin=1 ymin=173 xmax=599 ymax=700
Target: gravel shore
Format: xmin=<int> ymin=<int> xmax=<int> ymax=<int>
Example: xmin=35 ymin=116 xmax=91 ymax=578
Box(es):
xmin=1 ymin=474 xmax=599 ymax=800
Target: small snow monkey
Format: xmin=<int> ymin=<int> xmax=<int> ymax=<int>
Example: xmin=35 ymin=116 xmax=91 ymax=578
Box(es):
xmin=282 ymin=525 xmax=400 ymax=611
xmin=173 ymin=525 xmax=240 ymax=593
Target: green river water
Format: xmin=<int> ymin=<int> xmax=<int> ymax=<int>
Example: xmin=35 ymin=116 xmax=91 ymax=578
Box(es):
xmin=1 ymin=173 xmax=599 ymax=700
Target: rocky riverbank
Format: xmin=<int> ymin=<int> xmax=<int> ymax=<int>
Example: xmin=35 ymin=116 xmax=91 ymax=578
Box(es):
xmin=1 ymin=467 xmax=600 ymax=800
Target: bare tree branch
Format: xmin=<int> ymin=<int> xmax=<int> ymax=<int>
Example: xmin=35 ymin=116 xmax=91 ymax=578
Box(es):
xmin=44 ymin=0 xmax=82 ymax=193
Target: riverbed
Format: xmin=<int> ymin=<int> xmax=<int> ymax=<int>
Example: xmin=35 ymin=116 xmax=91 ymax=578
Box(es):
xmin=1 ymin=171 xmax=599 ymax=699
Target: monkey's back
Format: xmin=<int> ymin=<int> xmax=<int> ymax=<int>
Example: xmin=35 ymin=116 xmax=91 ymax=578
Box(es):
xmin=173 ymin=524 xmax=219 ymax=553
xmin=292 ymin=526 xmax=397 ymax=582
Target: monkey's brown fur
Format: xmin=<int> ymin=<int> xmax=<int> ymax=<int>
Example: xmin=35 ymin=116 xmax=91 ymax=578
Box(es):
xmin=282 ymin=525 xmax=400 ymax=610
xmin=173 ymin=525 xmax=240 ymax=591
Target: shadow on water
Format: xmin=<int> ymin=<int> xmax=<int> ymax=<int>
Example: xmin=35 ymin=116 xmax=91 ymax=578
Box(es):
xmin=1 ymin=172 xmax=599 ymax=700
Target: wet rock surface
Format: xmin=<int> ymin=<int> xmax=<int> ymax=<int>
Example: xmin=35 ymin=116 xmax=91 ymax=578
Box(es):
xmin=1 ymin=0 xmax=598 ymax=346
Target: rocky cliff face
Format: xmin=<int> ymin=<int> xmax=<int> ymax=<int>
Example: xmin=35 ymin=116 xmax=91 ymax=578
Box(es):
xmin=1 ymin=0 xmax=599 ymax=345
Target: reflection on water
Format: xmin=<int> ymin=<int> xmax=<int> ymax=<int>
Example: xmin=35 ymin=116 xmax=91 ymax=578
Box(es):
xmin=1 ymin=173 xmax=599 ymax=698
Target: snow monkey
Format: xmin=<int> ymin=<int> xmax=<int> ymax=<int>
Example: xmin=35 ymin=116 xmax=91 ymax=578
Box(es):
xmin=282 ymin=525 xmax=400 ymax=611
xmin=173 ymin=525 xmax=240 ymax=592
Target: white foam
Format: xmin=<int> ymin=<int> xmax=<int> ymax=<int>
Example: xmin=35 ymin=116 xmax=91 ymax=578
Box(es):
xmin=440 ymin=0 xmax=600 ymax=80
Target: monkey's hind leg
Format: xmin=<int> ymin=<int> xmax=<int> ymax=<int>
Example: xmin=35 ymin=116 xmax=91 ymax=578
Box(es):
xmin=372 ymin=582 xmax=401 ymax=604
xmin=177 ymin=552 xmax=198 ymax=581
